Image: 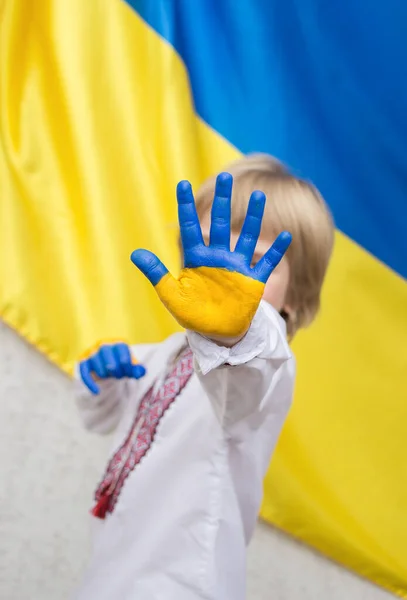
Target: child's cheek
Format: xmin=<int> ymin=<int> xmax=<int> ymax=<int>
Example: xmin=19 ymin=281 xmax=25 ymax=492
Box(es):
xmin=262 ymin=272 xmax=289 ymax=312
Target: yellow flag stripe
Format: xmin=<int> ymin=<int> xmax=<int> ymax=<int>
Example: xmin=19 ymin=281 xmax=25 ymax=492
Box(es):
xmin=0 ymin=0 xmax=238 ymax=373
xmin=262 ymin=232 xmax=407 ymax=597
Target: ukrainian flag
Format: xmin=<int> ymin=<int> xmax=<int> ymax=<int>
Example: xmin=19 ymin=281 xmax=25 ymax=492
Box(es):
xmin=1 ymin=1 xmax=406 ymax=596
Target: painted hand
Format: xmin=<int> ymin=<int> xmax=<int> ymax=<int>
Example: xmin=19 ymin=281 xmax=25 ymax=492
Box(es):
xmin=131 ymin=172 xmax=292 ymax=339
xmin=79 ymin=343 xmax=146 ymax=395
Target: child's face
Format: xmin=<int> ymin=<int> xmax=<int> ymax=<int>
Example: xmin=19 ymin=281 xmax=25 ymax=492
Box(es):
xmin=199 ymin=223 xmax=291 ymax=315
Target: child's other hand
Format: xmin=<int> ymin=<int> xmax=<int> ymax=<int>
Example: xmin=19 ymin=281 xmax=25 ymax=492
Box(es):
xmin=79 ymin=343 xmax=146 ymax=395
xmin=131 ymin=173 xmax=291 ymax=340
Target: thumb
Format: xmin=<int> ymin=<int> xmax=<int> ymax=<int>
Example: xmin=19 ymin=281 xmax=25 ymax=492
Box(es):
xmin=131 ymin=364 xmax=146 ymax=379
xmin=131 ymin=249 xmax=169 ymax=286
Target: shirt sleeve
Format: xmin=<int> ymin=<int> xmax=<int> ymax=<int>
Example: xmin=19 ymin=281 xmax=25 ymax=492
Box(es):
xmin=73 ymin=342 xmax=158 ymax=435
xmin=73 ymin=368 xmax=132 ymax=435
xmin=186 ymin=301 xmax=295 ymax=431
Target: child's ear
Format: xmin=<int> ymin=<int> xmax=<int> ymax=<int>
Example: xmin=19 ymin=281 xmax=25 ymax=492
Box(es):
xmin=280 ymin=303 xmax=294 ymax=320
xmin=280 ymin=305 xmax=297 ymax=335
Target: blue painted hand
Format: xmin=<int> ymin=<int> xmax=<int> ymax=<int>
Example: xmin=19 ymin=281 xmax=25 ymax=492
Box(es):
xmin=131 ymin=172 xmax=292 ymax=339
xmin=79 ymin=343 xmax=146 ymax=395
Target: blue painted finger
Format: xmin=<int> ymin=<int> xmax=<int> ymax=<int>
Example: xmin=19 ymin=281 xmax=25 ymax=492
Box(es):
xmin=253 ymin=231 xmax=292 ymax=282
xmin=177 ymin=180 xmax=204 ymax=252
xmin=115 ymin=343 xmax=133 ymax=378
xmin=131 ymin=249 xmax=169 ymax=286
xmin=100 ymin=345 xmax=121 ymax=377
xmin=234 ymin=190 xmax=266 ymax=261
xmin=79 ymin=360 xmax=100 ymax=395
xmin=131 ymin=364 xmax=146 ymax=379
xmin=209 ymin=172 xmax=232 ymax=250
xmin=90 ymin=352 xmax=108 ymax=379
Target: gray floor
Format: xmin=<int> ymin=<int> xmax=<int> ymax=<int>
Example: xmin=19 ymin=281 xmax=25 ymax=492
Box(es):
xmin=0 ymin=321 xmax=394 ymax=599
xmin=247 ymin=523 xmax=393 ymax=600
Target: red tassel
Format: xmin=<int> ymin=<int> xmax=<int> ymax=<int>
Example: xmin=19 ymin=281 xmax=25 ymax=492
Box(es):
xmin=91 ymin=494 xmax=111 ymax=520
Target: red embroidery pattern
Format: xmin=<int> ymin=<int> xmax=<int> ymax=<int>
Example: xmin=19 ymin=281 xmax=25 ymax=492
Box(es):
xmin=92 ymin=346 xmax=194 ymax=519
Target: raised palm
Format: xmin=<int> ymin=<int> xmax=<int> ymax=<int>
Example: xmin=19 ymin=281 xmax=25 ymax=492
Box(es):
xmin=131 ymin=172 xmax=291 ymax=338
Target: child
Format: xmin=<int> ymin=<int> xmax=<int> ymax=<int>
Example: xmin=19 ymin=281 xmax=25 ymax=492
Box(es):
xmin=74 ymin=154 xmax=334 ymax=600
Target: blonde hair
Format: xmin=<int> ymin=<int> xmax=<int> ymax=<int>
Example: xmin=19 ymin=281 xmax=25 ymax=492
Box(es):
xmin=194 ymin=153 xmax=334 ymax=338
